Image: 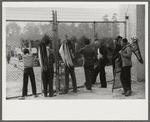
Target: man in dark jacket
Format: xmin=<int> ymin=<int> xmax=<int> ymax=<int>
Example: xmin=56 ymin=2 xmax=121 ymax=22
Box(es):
xmin=78 ymin=38 xmax=97 ymax=90
xmin=106 ymin=36 xmax=122 ymax=74
xmin=93 ymin=42 xmax=109 ymax=88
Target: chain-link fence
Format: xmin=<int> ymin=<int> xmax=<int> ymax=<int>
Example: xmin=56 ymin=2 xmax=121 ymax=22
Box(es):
xmin=57 ymin=22 xmax=126 ymax=89
xmin=6 ymin=20 xmax=127 ymax=99
xmin=6 ymin=21 xmax=53 ymax=99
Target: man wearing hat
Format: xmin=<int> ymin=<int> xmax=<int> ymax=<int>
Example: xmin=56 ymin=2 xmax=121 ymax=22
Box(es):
xmin=77 ymin=38 xmax=97 ymax=90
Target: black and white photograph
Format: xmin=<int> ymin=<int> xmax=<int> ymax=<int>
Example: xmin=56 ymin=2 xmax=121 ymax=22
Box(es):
xmin=2 ymin=2 xmax=148 ymax=120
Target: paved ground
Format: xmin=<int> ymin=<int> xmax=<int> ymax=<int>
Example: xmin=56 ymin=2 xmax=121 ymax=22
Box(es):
xmin=10 ymin=80 xmax=145 ymax=100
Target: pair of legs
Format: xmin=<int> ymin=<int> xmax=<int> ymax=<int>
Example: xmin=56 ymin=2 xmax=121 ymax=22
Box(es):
xmin=93 ymin=58 xmax=107 ymax=88
xmin=22 ymin=68 xmax=37 ymax=97
xmin=64 ymin=66 xmax=77 ymax=93
xmin=41 ymin=69 xmax=54 ymax=97
xmin=84 ymin=64 xmax=94 ymax=90
xmin=120 ymin=66 xmax=132 ymax=94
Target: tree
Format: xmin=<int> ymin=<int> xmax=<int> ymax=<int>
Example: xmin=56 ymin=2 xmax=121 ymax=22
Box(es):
xmin=6 ymin=22 xmax=21 ymax=47
xmin=22 ymin=22 xmax=41 ymax=41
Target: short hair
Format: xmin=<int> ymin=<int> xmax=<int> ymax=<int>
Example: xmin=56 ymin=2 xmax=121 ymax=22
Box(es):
xmin=95 ymin=38 xmax=98 ymax=41
xmin=122 ymin=38 xmax=128 ymax=43
xmin=117 ymin=36 xmax=123 ymax=41
xmin=85 ymin=38 xmax=91 ymax=45
xmin=23 ymin=48 xmax=29 ymax=54
xmin=44 ymin=39 xmax=50 ymax=46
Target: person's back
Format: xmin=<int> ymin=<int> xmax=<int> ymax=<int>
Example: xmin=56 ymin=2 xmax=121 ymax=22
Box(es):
xmin=80 ymin=45 xmax=96 ymax=65
xmin=78 ymin=38 xmax=96 ymax=90
xmin=23 ymin=53 xmax=33 ymax=68
xmin=47 ymin=48 xmax=55 ymax=71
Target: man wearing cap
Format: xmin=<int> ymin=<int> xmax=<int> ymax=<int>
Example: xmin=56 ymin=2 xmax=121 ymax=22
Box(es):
xmin=77 ymin=38 xmax=97 ymax=90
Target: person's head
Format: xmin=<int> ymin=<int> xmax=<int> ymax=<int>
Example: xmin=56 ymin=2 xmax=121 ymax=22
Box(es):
xmin=85 ymin=38 xmax=91 ymax=45
xmin=43 ymin=38 xmax=51 ymax=46
xmin=23 ymin=48 xmax=29 ymax=55
xmin=113 ymin=39 xmax=118 ymax=46
xmin=121 ymin=38 xmax=128 ymax=47
xmin=117 ymin=36 xmax=123 ymax=45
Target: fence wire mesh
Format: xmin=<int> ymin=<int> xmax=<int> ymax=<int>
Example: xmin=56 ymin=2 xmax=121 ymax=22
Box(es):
xmin=57 ymin=22 xmax=125 ymax=90
xmin=6 ymin=21 xmax=53 ymax=98
xmin=6 ymin=20 xmax=126 ymax=99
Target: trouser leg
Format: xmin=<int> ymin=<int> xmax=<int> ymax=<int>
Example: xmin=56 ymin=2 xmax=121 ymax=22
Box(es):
xmin=120 ymin=67 xmax=127 ymax=92
xmin=84 ymin=66 xmax=92 ymax=90
xmin=22 ymin=68 xmax=29 ymax=96
xmin=89 ymin=65 xmax=94 ymax=87
xmin=70 ymin=67 xmax=77 ymax=92
xmin=93 ymin=65 xmax=100 ymax=84
xmin=42 ymin=71 xmax=48 ymax=97
xmin=48 ymin=70 xmax=54 ymax=97
xmin=29 ymin=68 xmax=37 ymax=95
xmin=124 ymin=66 xmax=132 ymax=91
xmin=99 ymin=59 xmax=107 ymax=87
xmin=100 ymin=67 xmax=107 ymax=87
xmin=64 ymin=66 xmax=69 ymax=93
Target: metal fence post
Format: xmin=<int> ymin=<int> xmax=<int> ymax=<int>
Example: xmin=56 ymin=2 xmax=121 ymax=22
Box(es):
xmin=53 ymin=11 xmax=60 ymax=94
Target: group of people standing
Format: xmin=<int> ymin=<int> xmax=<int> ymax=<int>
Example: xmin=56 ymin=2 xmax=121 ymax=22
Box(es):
xmin=93 ymin=36 xmax=132 ymax=96
xmin=73 ymin=35 xmax=132 ymax=96
xmin=19 ymin=35 xmax=133 ymax=100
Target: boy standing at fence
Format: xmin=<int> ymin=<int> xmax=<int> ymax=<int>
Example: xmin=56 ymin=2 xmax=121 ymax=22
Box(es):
xmin=19 ymin=48 xmax=37 ymax=100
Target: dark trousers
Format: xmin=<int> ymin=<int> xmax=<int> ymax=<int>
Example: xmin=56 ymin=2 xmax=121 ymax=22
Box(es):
xmin=22 ymin=68 xmax=36 ymax=97
xmin=120 ymin=66 xmax=132 ymax=92
xmin=93 ymin=58 xmax=107 ymax=87
xmin=84 ymin=64 xmax=94 ymax=90
xmin=65 ymin=66 xmax=77 ymax=93
xmin=93 ymin=65 xmax=100 ymax=84
xmin=41 ymin=69 xmax=54 ymax=97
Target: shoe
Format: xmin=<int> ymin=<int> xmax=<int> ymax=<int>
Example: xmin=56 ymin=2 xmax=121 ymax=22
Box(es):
xmin=86 ymin=87 xmax=92 ymax=90
xmin=121 ymin=92 xmax=126 ymax=95
xmin=33 ymin=94 xmax=38 ymax=98
xmin=18 ymin=96 xmax=26 ymax=100
xmin=99 ymin=86 xmax=107 ymax=88
xmin=125 ymin=90 xmax=132 ymax=96
xmin=73 ymin=90 xmax=77 ymax=93
xmin=59 ymin=91 xmax=67 ymax=95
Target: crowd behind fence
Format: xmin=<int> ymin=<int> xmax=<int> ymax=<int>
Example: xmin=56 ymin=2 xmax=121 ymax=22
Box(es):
xmin=6 ymin=20 xmax=125 ymax=99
